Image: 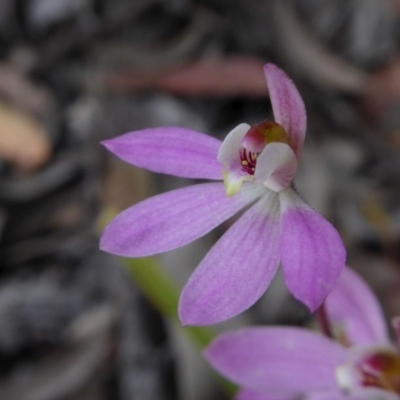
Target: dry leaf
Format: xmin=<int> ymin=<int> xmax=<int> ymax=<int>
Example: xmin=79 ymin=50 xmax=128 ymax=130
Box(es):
xmin=0 ymin=102 xmax=52 ymax=171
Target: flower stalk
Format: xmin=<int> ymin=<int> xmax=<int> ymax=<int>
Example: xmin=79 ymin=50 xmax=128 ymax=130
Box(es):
xmin=317 ymin=301 xmax=333 ymax=339
xmin=123 ymin=256 xmax=238 ymax=395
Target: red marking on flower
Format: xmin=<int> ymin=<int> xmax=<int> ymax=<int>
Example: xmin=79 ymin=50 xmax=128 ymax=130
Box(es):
xmin=357 ymin=351 xmax=400 ymax=394
xmin=242 ymin=121 xmax=290 ymax=153
xmin=361 ymin=371 xmax=385 ymax=389
xmin=240 ymin=148 xmax=257 ymax=175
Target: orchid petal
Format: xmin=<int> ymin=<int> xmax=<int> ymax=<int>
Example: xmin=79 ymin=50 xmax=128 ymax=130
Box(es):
xmin=279 ymin=189 xmax=346 ymax=312
xmin=102 ymin=126 xmax=223 ymax=180
xmin=217 ymin=123 xmax=251 ymax=167
xmin=254 ymin=142 xmax=297 ymax=192
xmin=204 ymin=327 xmax=347 ymax=394
xmin=236 ymin=389 xmax=288 ymax=400
xmin=179 ymin=191 xmax=280 ymax=326
xmin=245 ymin=389 xmax=386 ymax=400
xmin=100 ymin=182 xmax=261 ymax=257
xmin=325 ymin=267 xmax=389 ymax=346
xmin=264 ymin=64 xmax=306 ymax=158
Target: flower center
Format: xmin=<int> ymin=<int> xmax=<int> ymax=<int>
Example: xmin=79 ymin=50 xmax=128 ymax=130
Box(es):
xmin=218 ymin=120 xmax=296 ymax=196
xmin=337 ymin=349 xmax=400 ymax=395
xmin=359 ymin=351 xmax=400 ymax=393
xmin=239 ymin=121 xmax=291 ymax=177
xmin=240 ymin=149 xmax=257 ymax=175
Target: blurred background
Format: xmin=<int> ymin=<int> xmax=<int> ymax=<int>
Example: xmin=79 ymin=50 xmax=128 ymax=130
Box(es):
xmin=1 ymin=0 xmax=400 ymax=399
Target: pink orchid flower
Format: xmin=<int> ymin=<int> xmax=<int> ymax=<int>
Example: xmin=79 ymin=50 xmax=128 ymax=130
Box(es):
xmin=205 ymin=267 xmax=400 ymax=400
xmin=100 ymin=63 xmax=346 ymax=326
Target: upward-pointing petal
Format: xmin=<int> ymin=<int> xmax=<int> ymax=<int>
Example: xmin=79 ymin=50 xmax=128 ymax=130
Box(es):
xmin=100 ymin=182 xmax=260 ymax=257
xmin=325 ymin=266 xmax=389 ymax=346
xmin=102 ymin=126 xmax=223 ymax=180
xmin=264 ymin=64 xmax=306 ymax=158
xmin=179 ymin=191 xmax=281 ymax=326
xmin=279 ymin=189 xmax=346 ymax=312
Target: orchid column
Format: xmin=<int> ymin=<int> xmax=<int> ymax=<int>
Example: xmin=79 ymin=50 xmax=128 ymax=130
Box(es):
xmin=100 ymin=63 xmax=346 ymax=326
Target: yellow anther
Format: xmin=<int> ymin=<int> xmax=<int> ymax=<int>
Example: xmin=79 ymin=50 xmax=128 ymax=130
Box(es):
xmin=241 ymin=160 xmax=249 ymax=166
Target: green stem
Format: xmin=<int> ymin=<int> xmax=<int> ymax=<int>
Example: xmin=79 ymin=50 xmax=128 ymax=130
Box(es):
xmin=123 ymin=256 xmax=237 ymax=395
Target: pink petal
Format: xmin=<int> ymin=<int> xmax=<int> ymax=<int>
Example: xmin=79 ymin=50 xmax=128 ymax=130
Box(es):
xmin=102 ymin=126 xmax=223 ymax=180
xmin=325 ymin=267 xmax=389 ymax=346
xmin=279 ymin=189 xmax=346 ymax=312
xmin=100 ymin=182 xmax=260 ymax=257
xmin=179 ymin=191 xmax=281 ymax=326
xmin=204 ymin=327 xmax=347 ymax=394
xmin=254 ymin=142 xmax=297 ymax=191
xmin=264 ymin=64 xmax=306 ymax=158
xmin=236 ymin=389 xmax=288 ymax=400
xmin=240 ymin=392 xmax=359 ymax=400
